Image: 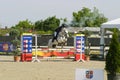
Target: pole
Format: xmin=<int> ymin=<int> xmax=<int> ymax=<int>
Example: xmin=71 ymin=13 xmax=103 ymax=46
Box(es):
xmin=32 ymin=34 xmax=40 ymax=62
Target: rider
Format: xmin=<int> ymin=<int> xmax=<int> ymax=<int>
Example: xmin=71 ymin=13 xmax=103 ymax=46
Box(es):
xmin=52 ymin=23 xmax=68 ymax=42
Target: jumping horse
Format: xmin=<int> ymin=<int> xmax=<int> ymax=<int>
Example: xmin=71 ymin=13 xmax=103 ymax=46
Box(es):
xmin=48 ymin=27 xmax=69 ymax=48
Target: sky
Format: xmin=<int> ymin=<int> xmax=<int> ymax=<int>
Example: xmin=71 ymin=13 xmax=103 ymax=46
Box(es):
xmin=0 ymin=0 xmax=120 ymax=28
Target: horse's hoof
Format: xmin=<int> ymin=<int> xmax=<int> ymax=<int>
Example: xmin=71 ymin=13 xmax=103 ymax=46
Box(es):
xmin=52 ymin=45 xmax=56 ymax=48
xmin=65 ymin=43 xmax=67 ymax=45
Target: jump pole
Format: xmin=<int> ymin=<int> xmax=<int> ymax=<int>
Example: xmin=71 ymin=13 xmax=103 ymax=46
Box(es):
xmin=32 ymin=34 xmax=40 ymax=62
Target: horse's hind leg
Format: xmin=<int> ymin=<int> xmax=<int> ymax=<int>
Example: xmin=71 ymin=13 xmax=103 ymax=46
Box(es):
xmin=48 ymin=39 xmax=52 ymax=48
xmin=52 ymin=44 xmax=56 ymax=48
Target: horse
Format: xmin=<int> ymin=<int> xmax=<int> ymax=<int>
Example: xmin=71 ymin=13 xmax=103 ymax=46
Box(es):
xmin=48 ymin=27 xmax=69 ymax=48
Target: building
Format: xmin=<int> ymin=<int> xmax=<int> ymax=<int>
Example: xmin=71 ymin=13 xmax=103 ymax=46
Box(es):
xmin=66 ymin=27 xmax=112 ymax=38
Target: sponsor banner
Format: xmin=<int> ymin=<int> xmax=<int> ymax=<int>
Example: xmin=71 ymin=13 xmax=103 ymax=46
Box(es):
xmin=21 ymin=33 xmax=32 ymax=54
xmin=75 ymin=68 xmax=104 ymax=80
xmin=75 ymin=34 xmax=85 ymax=54
xmin=0 ymin=42 xmax=13 ymax=52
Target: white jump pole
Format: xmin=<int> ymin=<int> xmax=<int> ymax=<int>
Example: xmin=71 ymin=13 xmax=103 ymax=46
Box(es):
xmin=32 ymin=34 xmax=40 ymax=62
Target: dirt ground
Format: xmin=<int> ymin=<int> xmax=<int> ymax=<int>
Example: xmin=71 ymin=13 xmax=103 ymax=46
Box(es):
xmin=0 ymin=56 xmax=107 ymax=80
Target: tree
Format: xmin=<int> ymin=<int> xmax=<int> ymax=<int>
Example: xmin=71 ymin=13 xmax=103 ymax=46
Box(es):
xmin=34 ymin=16 xmax=60 ymax=32
xmin=11 ymin=19 xmax=34 ymax=33
xmin=105 ymin=28 xmax=120 ymax=80
xmin=9 ymin=29 xmax=20 ymax=39
xmin=0 ymin=29 xmax=10 ymax=36
xmin=60 ymin=18 xmax=68 ymax=24
xmin=34 ymin=20 xmax=44 ymax=31
xmin=71 ymin=7 xmax=108 ymax=27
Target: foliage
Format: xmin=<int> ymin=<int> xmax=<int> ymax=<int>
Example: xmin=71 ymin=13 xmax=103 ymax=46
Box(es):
xmin=82 ymin=30 xmax=92 ymax=37
xmin=34 ymin=16 xmax=60 ymax=32
xmin=60 ymin=18 xmax=68 ymax=24
xmin=71 ymin=7 xmax=108 ymax=27
xmin=37 ymin=30 xmax=53 ymax=35
xmin=9 ymin=28 xmax=21 ymax=56
xmin=11 ymin=19 xmax=34 ymax=33
xmin=0 ymin=28 xmax=10 ymax=36
xmin=9 ymin=29 xmax=20 ymax=37
xmin=105 ymin=28 xmax=120 ymax=75
xmin=9 ymin=29 xmax=20 ymax=41
xmin=11 ymin=39 xmax=21 ymax=56
xmin=12 ymin=48 xmax=21 ymax=56
xmin=12 ymin=39 xmax=20 ymax=48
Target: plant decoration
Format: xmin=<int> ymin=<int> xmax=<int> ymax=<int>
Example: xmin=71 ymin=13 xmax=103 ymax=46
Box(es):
xmin=105 ymin=28 xmax=120 ymax=80
xmin=12 ymin=39 xmax=21 ymax=56
xmin=9 ymin=29 xmax=21 ymax=56
xmin=82 ymin=30 xmax=92 ymax=56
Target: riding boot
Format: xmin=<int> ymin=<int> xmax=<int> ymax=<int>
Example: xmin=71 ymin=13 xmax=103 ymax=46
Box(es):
xmin=52 ymin=37 xmax=56 ymax=42
xmin=52 ymin=38 xmax=54 ymax=42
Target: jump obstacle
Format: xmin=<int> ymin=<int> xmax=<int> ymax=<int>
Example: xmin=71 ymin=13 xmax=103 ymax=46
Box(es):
xmin=21 ymin=33 xmax=86 ymax=62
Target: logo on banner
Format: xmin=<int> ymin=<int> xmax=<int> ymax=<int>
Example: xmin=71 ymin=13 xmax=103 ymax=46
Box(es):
xmin=3 ymin=43 xmax=9 ymax=51
xmin=23 ymin=40 xmax=28 ymax=43
xmin=76 ymin=45 xmax=81 ymax=48
xmin=76 ymin=49 xmax=81 ymax=52
xmin=0 ymin=42 xmax=13 ymax=52
xmin=86 ymin=70 xmax=93 ymax=79
xmin=76 ymin=40 xmax=81 ymax=43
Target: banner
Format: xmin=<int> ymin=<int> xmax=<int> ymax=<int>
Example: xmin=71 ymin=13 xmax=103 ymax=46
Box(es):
xmin=74 ymin=34 xmax=85 ymax=54
xmin=0 ymin=42 xmax=13 ymax=52
xmin=75 ymin=68 xmax=104 ymax=80
xmin=21 ymin=33 xmax=32 ymax=54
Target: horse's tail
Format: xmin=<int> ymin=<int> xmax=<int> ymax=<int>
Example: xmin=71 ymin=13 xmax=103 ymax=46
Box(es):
xmin=48 ymin=39 xmax=52 ymax=48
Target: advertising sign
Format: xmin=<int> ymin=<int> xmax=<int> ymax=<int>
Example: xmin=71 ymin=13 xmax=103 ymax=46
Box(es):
xmin=74 ymin=34 xmax=85 ymax=54
xmin=21 ymin=33 xmax=32 ymax=54
xmin=0 ymin=42 xmax=13 ymax=52
xmin=75 ymin=68 xmax=104 ymax=80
